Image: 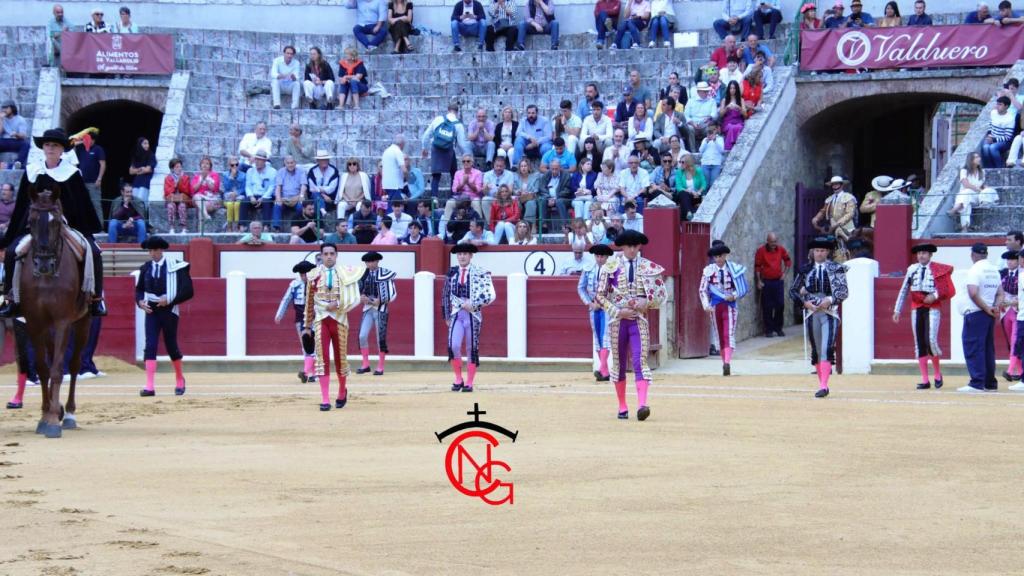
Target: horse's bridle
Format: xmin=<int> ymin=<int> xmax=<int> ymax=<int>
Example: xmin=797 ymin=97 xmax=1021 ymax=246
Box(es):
xmin=28 ymin=201 xmax=65 ymax=277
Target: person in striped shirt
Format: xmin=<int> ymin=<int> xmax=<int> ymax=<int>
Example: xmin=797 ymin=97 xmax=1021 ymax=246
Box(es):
xmin=982 ymin=96 xmax=1015 ymax=168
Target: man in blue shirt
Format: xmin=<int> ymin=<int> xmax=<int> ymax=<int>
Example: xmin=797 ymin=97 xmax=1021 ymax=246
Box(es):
xmin=353 ymin=0 xmax=388 ymax=52
xmin=713 ymin=0 xmax=754 ymax=40
xmin=993 ymin=0 xmax=1024 ymax=24
xmin=741 ymin=34 xmax=774 ymax=67
xmin=906 ymin=0 xmax=933 ymax=25
xmin=0 ymin=101 xmax=29 ymax=167
xmin=541 ymin=137 xmax=577 ymax=171
xmin=74 ymin=138 xmax=106 ymax=214
xmin=964 ymin=3 xmax=991 ymax=23
xmin=845 ymin=0 xmax=874 ymax=26
xmin=512 ymin=104 xmax=553 ymax=165
xmin=451 ymin=0 xmax=487 ymax=52
xmin=824 ymin=2 xmax=847 ymax=27
xmin=243 ymin=151 xmax=277 ymax=225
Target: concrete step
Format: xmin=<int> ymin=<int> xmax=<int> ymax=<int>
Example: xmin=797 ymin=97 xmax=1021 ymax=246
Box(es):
xmin=981 ymin=168 xmax=1024 ymax=187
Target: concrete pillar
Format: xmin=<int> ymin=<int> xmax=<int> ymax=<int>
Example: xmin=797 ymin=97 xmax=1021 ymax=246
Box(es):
xmin=642 ymin=207 xmax=680 ymax=276
xmin=841 ymin=257 xmax=879 ymax=374
xmin=507 ymin=273 xmax=527 ymax=360
xmin=187 ymin=237 xmax=216 ymax=277
xmin=225 ymin=271 xmax=246 ymax=358
xmin=875 ymin=204 xmax=912 ymax=275
xmin=131 ymin=270 xmax=144 ymax=362
xmin=419 ymin=237 xmax=448 ymax=276
xmin=414 ymin=271 xmax=435 ymax=358
xmin=949 ymin=269 xmax=969 ymax=364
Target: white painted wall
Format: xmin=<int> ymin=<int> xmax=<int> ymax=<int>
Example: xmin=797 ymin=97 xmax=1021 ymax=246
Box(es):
xmin=841 ymin=258 xmax=878 ymax=374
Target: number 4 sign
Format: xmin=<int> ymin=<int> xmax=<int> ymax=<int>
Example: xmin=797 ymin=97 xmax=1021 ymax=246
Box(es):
xmin=523 ymin=251 xmax=556 ymax=276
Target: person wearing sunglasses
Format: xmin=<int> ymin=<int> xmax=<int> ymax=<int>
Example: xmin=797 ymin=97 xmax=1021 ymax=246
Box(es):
xmin=222 ymin=156 xmax=246 ymax=232
xmin=86 ymin=8 xmax=109 ymax=33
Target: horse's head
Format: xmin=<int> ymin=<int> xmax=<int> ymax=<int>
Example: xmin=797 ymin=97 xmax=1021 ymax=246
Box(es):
xmin=27 ymin=176 xmax=65 ymax=277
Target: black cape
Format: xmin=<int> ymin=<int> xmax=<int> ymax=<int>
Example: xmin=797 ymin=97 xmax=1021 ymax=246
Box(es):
xmin=0 ymin=160 xmax=104 ymax=249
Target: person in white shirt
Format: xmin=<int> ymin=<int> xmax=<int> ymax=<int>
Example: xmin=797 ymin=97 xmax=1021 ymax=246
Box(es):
xmin=237 ymin=122 xmax=273 ymax=171
xmin=699 ymin=121 xmax=726 ymax=188
xmin=557 ymin=249 xmax=591 ymax=275
xmin=959 ymin=243 xmax=1004 ymax=392
xmin=380 ymin=134 xmax=407 ymax=200
xmin=113 ymin=6 xmax=139 ymax=33
xmin=270 ymin=45 xmax=302 ymax=110
xmin=386 ymin=200 xmax=413 ymax=238
xmin=617 ymin=156 xmax=650 ymax=209
xmin=553 ymin=100 xmax=583 ymax=156
xmin=602 ymin=128 xmax=631 ymax=172
xmin=622 ymin=200 xmax=644 ymax=232
xmin=458 ymin=218 xmax=498 ymax=246
xmin=580 ymin=100 xmax=614 ymax=153
xmin=307 ymin=150 xmax=340 ymax=216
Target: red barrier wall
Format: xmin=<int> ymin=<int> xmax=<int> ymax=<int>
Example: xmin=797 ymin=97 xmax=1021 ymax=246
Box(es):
xmin=96 ymin=277 xmax=137 ymax=363
xmin=176 ymin=279 xmax=226 ymax=356
xmin=526 ymin=277 xmax=592 ymax=358
xmin=433 ymin=276 xmax=508 ymax=359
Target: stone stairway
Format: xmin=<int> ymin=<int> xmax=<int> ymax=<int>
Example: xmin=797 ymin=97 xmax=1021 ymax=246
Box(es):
xmin=931 ymin=168 xmax=1024 ymax=238
xmin=0 ymin=26 xmax=46 ymax=165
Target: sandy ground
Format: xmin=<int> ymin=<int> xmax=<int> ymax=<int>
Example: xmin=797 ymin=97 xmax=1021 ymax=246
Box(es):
xmin=1 ymin=365 xmax=1024 ymax=576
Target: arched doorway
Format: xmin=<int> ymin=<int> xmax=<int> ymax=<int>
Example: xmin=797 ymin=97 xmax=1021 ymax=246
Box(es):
xmin=66 ymin=100 xmax=162 ymax=213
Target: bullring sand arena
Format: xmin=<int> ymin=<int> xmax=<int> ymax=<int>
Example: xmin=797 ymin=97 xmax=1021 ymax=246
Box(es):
xmin=2 ymin=344 xmax=1024 ymax=575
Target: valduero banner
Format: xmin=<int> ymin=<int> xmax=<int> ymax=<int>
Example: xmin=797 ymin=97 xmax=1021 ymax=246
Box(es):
xmin=800 ymin=25 xmax=1024 ymax=71
xmin=61 ymin=32 xmax=174 ymax=75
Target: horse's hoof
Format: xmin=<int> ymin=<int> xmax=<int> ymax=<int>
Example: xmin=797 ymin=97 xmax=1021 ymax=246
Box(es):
xmin=5 ymin=402 xmax=22 ymax=409
xmin=62 ymin=415 xmax=78 ymax=430
xmin=35 ymin=420 xmax=46 ymax=434
xmin=43 ymin=424 xmax=62 ymax=438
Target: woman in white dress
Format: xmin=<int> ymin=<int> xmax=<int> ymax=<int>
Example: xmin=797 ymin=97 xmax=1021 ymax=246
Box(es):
xmin=948 ymin=151 xmax=999 ymax=232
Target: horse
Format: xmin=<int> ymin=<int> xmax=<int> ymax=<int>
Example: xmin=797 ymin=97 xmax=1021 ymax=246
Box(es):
xmin=20 ymin=178 xmax=91 ymax=439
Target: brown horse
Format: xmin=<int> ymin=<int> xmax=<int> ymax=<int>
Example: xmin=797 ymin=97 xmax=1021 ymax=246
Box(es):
xmin=21 ymin=178 xmax=91 ymax=439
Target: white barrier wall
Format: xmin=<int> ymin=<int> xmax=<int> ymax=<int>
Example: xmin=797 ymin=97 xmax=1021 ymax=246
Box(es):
xmin=842 ymin=258 xmax=879 ymax=374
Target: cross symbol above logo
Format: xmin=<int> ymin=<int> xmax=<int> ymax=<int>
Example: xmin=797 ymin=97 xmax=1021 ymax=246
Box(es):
xmin=467 ymin=403 xmax=486 ymax=422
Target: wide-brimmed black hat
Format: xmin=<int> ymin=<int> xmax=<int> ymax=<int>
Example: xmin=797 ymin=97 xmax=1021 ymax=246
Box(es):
xmin=362 ymin=251 xmax=383 ymax=262
xmin=141 ymin=236 xmax=169 ymax=250
xmin=808 ymin=237 xmax=835 ymax=250
xmin=910 ymin=243 xmax=938 ymax=254
xmin=708 ymin=244 xmax=730 ymax=257
xmin=293 ymin=260 xmax=315 ymax=273
xmin=589 ymin=244 xmax=613 ymax=256
xmin=1003 ymin=250 xmax=1019 ymax=260
xmin=451 ymin=243 xmax=478 ymax=254
xmin=33 ymin=128 xmax=71 ymax=151
xmin=614 ymin=230 xmax=649 ymax=247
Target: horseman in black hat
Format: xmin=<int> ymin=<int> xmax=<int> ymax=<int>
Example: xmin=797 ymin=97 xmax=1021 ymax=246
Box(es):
xmin=0 ymin=128 xmax=106 ymax=317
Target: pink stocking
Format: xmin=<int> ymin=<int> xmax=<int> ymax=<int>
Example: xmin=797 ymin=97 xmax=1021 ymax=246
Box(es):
xmin=10 ymin=373 xmax=26 ymax=404
xmin=722 ymin=347 xmax=733 ymax=364
xmin=171 ymin=359 xmax=185 ymax=388
xmin=466 ymin=364 xmax=477 ymax=388
xmin=614 ymin=380 xmax=628 ymax=412
xmin=319 ymin=370 xmax=331 ymax=404
xmin=360 ymin=348 xmax=370 ymax=369
xmin=452 ymin=358 xmax=464 ymax=384
xmin=377 ymin=353 xmax=386 ymax=372
xmin=931 ymin=356 xmax=943 ymax=381
xmin=917 ymin=357 xmax=930 ymax=382
xmin=636 ymin=379 xmax=649 ymax=407
xmin=598 ymin=348 xmax=610 ymax=377
xmin=817 ymin=361 xmax=832 ymax=390
xmin=337 ymin=375 xmax=347 ymax=401
xmin=303 ymin=355 xmax=314 ymax=377
xmin=145 ymin=360 xmax=157 ymax=392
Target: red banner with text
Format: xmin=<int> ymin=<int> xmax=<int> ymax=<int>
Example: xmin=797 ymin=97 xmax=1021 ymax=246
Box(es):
xmin=800 ymin=25 xmax=1024 ymax=71
xmin=61 ymin=32 xmax=174 ymax=75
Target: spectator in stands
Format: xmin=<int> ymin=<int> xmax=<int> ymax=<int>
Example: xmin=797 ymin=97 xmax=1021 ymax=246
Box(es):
xmin=714 ymin=0 xmax=754 ymax=39
xmin=742 ymin=66 xmax=764 ymax=114
xmin=704 ymin=65 xmax=725 ymax=103
xmin=490 ymin=185 xmax=520 ymax=243
xmin=618 ymin=156 xmax=650 ymax=210
xmin=800 ymin=3 xmax=822 ymax=28
xmin=285 ymin=125 xmax=315 ymax=174
xmin=302 ymin=48 xmax=336 ymax=110
xmin=401 ymin=220 xmax=424 ymax=244
xmin=414 ymin=200 xmax=438 ymax=237
xmin=710 ymin=35 xmax=739 ymax=71
xmin=578 ymin=83 xmax=601 ymax=119
xmin=720 ymin=56 xmax=743 ymax=87
xmin=494 ymin=105 xmax=519 ymax=159
xmin=700 ymin=122 xmax=725 ymax=188
xmin=628 ymin=70 xmax=654 ymax=111
xmin=537 ymin=158 xmax=572 ymax=231
xmin=445 ymin=203 xmax=475 ymax=243
xmin=289 ymin=201 xmax=322 ymax=245
xmin=483 ymin=153 xmax=516 ymax=221
xmin=602 ymin=128 xmax=631 ymax=172
xmin=632 ymin=136 xmax=660 ymax=171
xmin=752 ymin=1 xmax=783 ymax=38
xmin=594 ymin=0 xmax=620 ymax=48
xmin=0 ymin=183 xmax=14 ymax=234
xmin=468 ymin=107 xmax=496 ymax=165
xmin=0 ymin=102 xmax=29 ymax=168
xmin=307 ymin=150 xmax=340 ymax=217
xmin=459 ymin=218 xmax=498 ymax=245
xmin=594 ymin=158 xmax=619 ymax=212
xmin=949 ymin=152 xmax=999 ymax=231
xmin=354 ymin=0 xmax=389 ymax=52
xmin=685 ymin=82 xmax=719 ymax=150
xmin=238 ymin=122 xmax=272 ymax=172
xmin=274 ymin=155 xmax=306 ymax=231
xmin=605 ymin=212 xmax=624 ymax=243
xmin=511 ymin=220 xmax=537 ymax=245
xmin=191 ymin=156 xmax=222 ymax=223
xmin=422 ymin=102 xmax=470 ymax=198
xmin=325 ymin=219 xmax=358 ymax=244
xmin=381 ymin=134 xmax=407 ymax=205
xmin=108 ymin=183 xmax=146 ymax=243
xmin=388 ymin=0 xmax=415 ymax=53
xmin=748 ymin=49 xmax=774 ymax=91
xmin=648 ymin=0 xmax=676 ymax=47
xmin=648 ymin=155 xmax=676 ymax=205
xmin=163 ymin=158 xmax=192 ymax=234
xmin=878 ymin=1 xmax=902 ymax=26
xmin=741 ymin=34 xmax=774 ymax=68
xmin=236 ymin=220 xmax=274 ymax=245
xmin=587 ymin=204 xmax=608 ymax=243
xmin=243 ymin=150 xmax=276 ymax=225
xmin=659 ymin=72 xmax=687 ymax=106
xmin=622 ymin=201 xmax=644 ymax=232
xmin=846 ymin=0 xmax=875 ymax=26
xmin=614 ymin=0 xmax=651 ymax=49
xmin=387 ymin=200 xmax=413 ymax=237
xmin=674 ymin=153 xmax=707 ymax=219
xmin=581 ymin=101 xmax=614 ymax=153
xmin=720 ymin=81 xmax=747 ymax=150
xmin=47 ymin=4 xmax=72 ymax=66
xmin=514 ymin=158 xmax=541 ymax=221
xmin=566 ymin=218 xmax=595 ymax=252
xmin=70 ymin=130 xmax=106 ymax=210
xmin=653 ymin=97 xmax=686 ymax=154
xmin=999 ymin=78 xmax=1024 ymax=123
xmin=665 ymin=134 xmax=687 ymax=165
xmin=553 ymin=100 xmax=582 ymax=155
xmin=965 ymin=1 xmax=991 ymax=22
xmin=570 ymin=157 xmax=598 ymax=218
xmin=991 ymin=0 xmax=1024 ymax=24
xmin=352 ymin=200 xmax=379 ymax=243
xmin=485 ymin=0 xmax=518 ymax=51
xmin=339 ymin=157 xmax=371 ymax=218
xmin=512 ymin=104 xmax=553 ymax=165
xmin=270 ymin=46 xmax=301 ymax=110
xmin=982 ymin=96 xmax=1015 ymax=168
xmin=627 ymin=103 xmax=653 ymax=146
xmin=404 ymin=156 xmax=426 ymax=202
xmin=446 ymin=153 xmax=485 ymax=221
xmin=451 ymin=0 xmax=486 ymax=52
xmin=578 ymin=137 xmax=601 ymax=168
xmin=113 ymin=6 xmax=138 ymax=33
xmin=541 ymin=137 xmax=577 ymax=172
xmin=517 ymin=0 xmax=560 ymax=50
xmin=337 ymin=46 xmax=370 ymax=110
xmin=85 ymin=8 xmax=109 ymax=33
xmin=824 ymin=1 xmax=848 ymax=27
xmin=615 ymin=86 xmax=638 ymax=130
xmin=906 ymin=0 xmax=932 ymax=24
xmin=128 ymin=137 xmax=156 ymax=214
xmin=223 ymin=156 xmax=245 ymax=232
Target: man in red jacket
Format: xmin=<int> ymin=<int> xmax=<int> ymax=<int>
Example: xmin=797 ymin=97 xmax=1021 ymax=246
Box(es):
xmin=892 ymin=243 xmax=956 ymax=390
